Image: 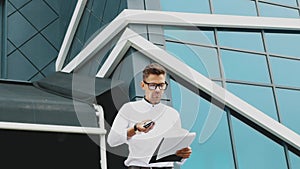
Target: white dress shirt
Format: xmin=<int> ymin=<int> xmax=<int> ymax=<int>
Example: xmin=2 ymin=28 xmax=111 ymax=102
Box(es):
xmin=107 ymin=99 xmax=182 ymax=167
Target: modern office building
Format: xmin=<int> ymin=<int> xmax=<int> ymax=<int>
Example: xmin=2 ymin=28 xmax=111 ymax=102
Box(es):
xmin=1 ymin=0 xmax=300 ymax=169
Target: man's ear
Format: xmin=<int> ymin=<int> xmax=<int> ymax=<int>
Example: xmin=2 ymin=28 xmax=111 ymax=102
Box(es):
xmin=140 ymin=81 xmax=145 ymax=89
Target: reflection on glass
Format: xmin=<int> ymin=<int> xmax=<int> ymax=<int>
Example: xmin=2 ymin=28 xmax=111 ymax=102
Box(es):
xmin=276 ymin=88 xmax=300 ymax=135
xmin=231 ymin=116 xmax=288 ymax=169
xmin=161 ymin=0 xmax=210 ymax=14
xmin=170 ymin=79 xmax=235 ymax=169
xmin=266 ymin=0 xmax=298 ymax=7
xmin=221 ymin=50 xmax=270 ymax=83
xmin=164 ymin=26 xmax=215 ymax=46
xmin=265 ymin=32 xmax=300 ymax=58
xmin=259 ymin=3 xmax=299 ymax=18
xmin=289 ymin=151 xmax=300 ymax=169
xmin=165 ymin=42 xmax=220 ymax=79
xmin=226 ymin=83 xmax=278 ymax=121
xmin=213 ymin=0 xmax=257 ymax=16
xmin=270 ymin=57 xmax=300 ymax=87
xmin=218 ymin=30 xmax=264 ymax=52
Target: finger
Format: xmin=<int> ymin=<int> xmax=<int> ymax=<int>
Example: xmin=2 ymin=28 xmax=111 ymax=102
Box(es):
xmin=176 ymin=152 xmax=191 ymax=158
xmin=149 ymin=123 xmax=155 ymax=130
xmin=181 ymin=147 xmax=191 ymax=151
xmin=176 ymin=149 xmax=192 ymax=155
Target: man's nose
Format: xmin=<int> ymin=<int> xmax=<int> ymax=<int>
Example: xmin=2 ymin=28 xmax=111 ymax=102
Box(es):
xmin=155 ymin=87 xmax=161 ymax=92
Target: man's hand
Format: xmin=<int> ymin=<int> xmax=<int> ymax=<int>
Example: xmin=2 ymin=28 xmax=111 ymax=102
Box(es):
xmin=136 ymin=120 xmax=155 ymax=133
xmin=176 ymin=147 xmax=192 ymax=159
xmin=127 ymin=120 xmax=155 ymax=138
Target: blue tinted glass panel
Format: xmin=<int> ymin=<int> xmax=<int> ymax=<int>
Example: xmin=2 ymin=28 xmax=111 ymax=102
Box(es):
xmin=166 ymin=42 xmax=220 ymax=79
xmin=232 ymin=116 xmax=287 ymax=169
xmin=221 ymin=50 xmax=270 ymax=83
xmin=259 ymin=3 xmax=299 ymax=18
xmin=289 ymin=151 xmax=300 ymax=169
xmin=213 ymin=0 xmax=257 ymax=16
xmin=226 ymin=83 xmax=278 ymax=120
xmin=265 ymin=32 xmax=300 ymax=58
xmin=161 ymin=0 xmax=210 ymax=14
xmin=276 ymin=88 xmax=300 ymax=135
xmin=164 ymin=27 xmax=215 ymax=45
xmin=270 ymin=57 xmax=300 ymax=87
xmin=218 ymin=30 xmax=264 ymax=52
xmin=267 ymin=0 xmax=298 ymax=7
xmin=170 ymin=80 xmax=235 ymax=169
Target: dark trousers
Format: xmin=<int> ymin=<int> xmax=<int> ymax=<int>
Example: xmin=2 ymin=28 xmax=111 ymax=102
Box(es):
xmin=128 ymin=166 xmax=173 ymax=169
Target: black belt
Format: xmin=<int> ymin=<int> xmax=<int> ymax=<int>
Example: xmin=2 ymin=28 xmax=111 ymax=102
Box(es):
xmin=128 ymin=166 xmax=173 ymax=169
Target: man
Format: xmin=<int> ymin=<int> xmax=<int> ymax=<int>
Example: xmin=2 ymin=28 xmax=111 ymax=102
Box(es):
xmin=107 ymin=63 xmax=192 ymax=169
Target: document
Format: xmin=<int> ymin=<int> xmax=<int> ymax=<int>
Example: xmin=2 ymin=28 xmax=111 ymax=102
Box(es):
xmin=149 ymin=129 xmax=196 ymax=163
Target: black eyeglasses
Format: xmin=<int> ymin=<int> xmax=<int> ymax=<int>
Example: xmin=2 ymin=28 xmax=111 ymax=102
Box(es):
xmin=143 ymin=81 xmax=168 ymax=90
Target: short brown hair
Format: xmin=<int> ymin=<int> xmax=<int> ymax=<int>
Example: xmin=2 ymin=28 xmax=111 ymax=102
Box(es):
xmin=143 ymin=63 xmax=166 ymax=80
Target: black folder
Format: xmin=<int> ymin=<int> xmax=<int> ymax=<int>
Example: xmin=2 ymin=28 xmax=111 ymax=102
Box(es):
xmin=149 ymin=138 xmax=183 ymax=163
xmin=149 ymin=132 xmax=196 ymax=164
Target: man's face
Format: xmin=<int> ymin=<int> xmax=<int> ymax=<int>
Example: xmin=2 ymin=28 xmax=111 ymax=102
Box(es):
xmin=141 ymin=74 xmax=166 ymax=104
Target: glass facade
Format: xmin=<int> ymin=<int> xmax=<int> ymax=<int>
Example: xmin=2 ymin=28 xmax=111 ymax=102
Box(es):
xmin=170 ymin=79 xmax=235 ymax=169
xmin=162 ymin=0 xmax=300 ymax=18
xmin=161 ymin=0 xmax=300 ymax=169
xmin=2 ymin=0 xmax=300 ymax=168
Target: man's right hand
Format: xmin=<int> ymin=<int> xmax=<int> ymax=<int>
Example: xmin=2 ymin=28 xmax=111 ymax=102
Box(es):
xmin=127 ymin=120 xmax=155 ymax=138
xmin=136 ymin=120 xmax=155 ymax=133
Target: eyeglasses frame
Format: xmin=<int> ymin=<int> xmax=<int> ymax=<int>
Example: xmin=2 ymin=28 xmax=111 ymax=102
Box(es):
xmin=143 ymin=80 xmax=168 ymax=90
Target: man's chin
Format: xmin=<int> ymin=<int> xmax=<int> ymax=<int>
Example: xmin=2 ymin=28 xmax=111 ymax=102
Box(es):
xmin=151 ymin=98 xmax=161 ymax=103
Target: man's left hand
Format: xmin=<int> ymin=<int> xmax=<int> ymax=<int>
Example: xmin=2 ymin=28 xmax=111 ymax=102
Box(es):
xmin=175 ymin=147 xmax=192 ymax=159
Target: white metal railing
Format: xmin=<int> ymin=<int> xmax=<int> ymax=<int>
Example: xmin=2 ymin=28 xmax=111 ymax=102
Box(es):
xmin=93 ymin=104 xmax=107 ymax=169
xmin=0 ymin=121 xmax=105 ymax=134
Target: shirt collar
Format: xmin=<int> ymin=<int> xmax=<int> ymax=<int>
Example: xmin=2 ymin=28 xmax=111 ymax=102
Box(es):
xmin=143 ymin=96 xmax=160 ymax=107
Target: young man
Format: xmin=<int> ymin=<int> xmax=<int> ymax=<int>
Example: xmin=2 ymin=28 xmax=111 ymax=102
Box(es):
xmin=107 ymin=63 xmax=192 ymax=169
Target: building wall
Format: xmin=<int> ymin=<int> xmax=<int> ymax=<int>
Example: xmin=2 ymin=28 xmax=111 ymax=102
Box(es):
xmin=0 ymin=0 xmax=77 ymax=81
xmin=160 ymin=0 xmax=300 ymax=169
xmin=2 ymin=0 xmax=300 ymax=168
xmin=64 ymin=0 xmax=127 ymax=67
xmin=0 ymin=0 xmax=127 ymax=82
xmin=117 ymin=0 xmax=173 ymax=104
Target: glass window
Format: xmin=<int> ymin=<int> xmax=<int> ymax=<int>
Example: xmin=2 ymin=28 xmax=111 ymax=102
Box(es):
xmin=231 ymin=116 xmax=288 ymax=169
xmin=259 ymin=3 xmax=299 ymax=18
xmin=218 ymin=30 xmax=264 ymax=52
xmin=213 ymin=0 xmax=257 ymax=16
xmin=276 ymin=88 xmax=300 ymax=135
xmin=221 ymin=50 xmax=270 ymax=83
xmin=165 ymin=42 xmax=220 ymax=79
xmin=226 ymin=83 xmax=278 ymax=121
xmin=270 ymin=57 xmax=300 ymax=88
xmin=170 ymin=79 xmax=235 ymax=169
xmin=161 ymin=0 xmax=210 ymax=14
xmin=164 ymin=26 xmax=215 ymax=46
xmin=289 ymin=151 xmax=300 ymax=169
xmin=265 ymin=32 xmax=300 ymax=58
xmin=267 ymin=0 xmax=298 ymax=7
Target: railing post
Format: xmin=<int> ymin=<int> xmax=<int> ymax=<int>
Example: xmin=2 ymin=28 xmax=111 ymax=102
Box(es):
xmin=94 ymin=104 xmax=107 ymax=169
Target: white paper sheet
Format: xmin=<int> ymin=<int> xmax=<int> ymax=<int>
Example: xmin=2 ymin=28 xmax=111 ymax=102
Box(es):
xmin=156 ymin=131 xmax=196 ymax=160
